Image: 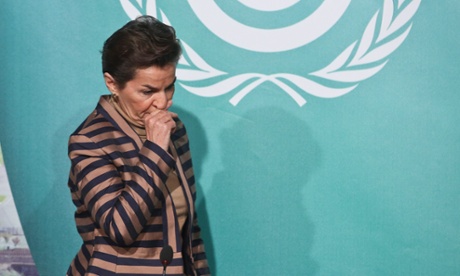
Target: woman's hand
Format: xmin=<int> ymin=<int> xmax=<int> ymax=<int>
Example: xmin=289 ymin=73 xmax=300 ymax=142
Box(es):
xmin=143 ymin=110 xmax=178 ymax=150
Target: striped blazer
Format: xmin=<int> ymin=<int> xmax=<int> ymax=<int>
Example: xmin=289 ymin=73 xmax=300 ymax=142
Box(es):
xmin=66 ymin=96 xmax=209 ymax=275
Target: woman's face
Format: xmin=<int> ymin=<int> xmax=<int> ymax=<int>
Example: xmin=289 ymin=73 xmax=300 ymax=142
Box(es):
xmin=104 ymin=64 xmax=176 ymax=126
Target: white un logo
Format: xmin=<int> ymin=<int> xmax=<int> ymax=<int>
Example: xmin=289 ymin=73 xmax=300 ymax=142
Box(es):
xmin=120 ymin=0 xmax=422 ymax=107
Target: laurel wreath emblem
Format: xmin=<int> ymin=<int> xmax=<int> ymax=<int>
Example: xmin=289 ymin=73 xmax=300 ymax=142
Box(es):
xmin=120 ymin=0 xmax=421 ymax=106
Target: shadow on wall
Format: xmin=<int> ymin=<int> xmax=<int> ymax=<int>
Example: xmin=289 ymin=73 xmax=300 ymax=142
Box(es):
xmin=202 ymin=106 xmax=322 ymax=275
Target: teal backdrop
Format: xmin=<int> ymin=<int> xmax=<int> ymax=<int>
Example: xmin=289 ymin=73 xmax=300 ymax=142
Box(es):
xmin=1 ymin=1 xmax=459 ymax=275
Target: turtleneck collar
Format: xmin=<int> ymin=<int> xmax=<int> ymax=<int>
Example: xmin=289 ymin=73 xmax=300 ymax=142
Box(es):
xmin=109 ymin=95 xmax=147 ymax=142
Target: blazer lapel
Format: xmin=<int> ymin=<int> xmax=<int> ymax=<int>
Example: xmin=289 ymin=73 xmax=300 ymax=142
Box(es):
xmin=169 ymin=140 xmax=195 ymax=219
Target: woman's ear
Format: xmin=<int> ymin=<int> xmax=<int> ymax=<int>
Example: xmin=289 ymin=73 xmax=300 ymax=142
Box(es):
xmin=103 ymin=72 xmax=118 ymax=95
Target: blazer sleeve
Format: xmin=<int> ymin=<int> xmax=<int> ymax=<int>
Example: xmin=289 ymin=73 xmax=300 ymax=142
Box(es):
xmin=191 ymin=212 xmax=211 ymax=275
xmin=68 ymin=133 xmax=175 ymax=246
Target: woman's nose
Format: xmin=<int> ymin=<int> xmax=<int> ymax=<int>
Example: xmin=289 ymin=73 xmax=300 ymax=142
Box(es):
xmin=153 ymin=91 xmax=169 ymax=110
xmin=153 ymin=91 xmax=171 ymax=110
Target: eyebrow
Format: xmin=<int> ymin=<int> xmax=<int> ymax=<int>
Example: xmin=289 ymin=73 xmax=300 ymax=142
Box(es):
xmin=142 ymin=77 xmax=177 ymax=91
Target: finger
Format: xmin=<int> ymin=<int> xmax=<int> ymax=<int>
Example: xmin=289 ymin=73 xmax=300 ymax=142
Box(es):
xmin=143 ymin=110 xmax=166 ymax=123
xmin=168 ymin=111 xmax=178 ymax=118
xmin=144 ymin=111 xmax=176 ymax=130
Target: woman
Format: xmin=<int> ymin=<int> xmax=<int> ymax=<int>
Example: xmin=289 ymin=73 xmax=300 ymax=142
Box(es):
xmin=66 ymin=16 xmax=210 ymax=275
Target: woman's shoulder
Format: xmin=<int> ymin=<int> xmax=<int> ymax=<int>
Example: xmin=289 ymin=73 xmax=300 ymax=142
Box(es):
xmin=70 ymin=96 xmax=118 ymax=138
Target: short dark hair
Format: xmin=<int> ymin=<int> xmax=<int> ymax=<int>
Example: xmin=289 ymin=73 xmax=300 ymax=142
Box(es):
xmin=102 ymin=15 xmax=181 ymax=88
